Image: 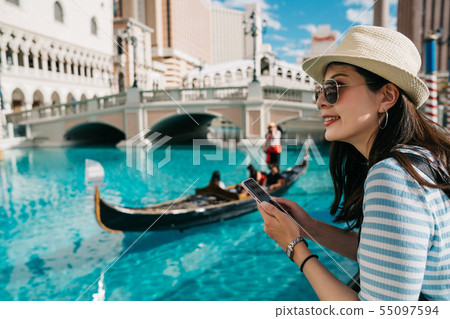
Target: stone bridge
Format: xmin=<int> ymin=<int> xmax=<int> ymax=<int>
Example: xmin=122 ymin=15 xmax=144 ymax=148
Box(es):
xmin=5 ymin=82 xmax=324 ymax=146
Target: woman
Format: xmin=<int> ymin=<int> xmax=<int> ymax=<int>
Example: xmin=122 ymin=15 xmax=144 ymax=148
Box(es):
xmin=257 ymin=26 xmax=450 ymax=301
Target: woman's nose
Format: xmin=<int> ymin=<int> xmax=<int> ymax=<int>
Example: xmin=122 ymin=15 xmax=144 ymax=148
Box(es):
xmin=316 ymin=93 xmax=330 ymax=110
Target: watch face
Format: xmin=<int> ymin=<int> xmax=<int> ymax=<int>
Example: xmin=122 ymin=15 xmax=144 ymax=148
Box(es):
xmin=287 ymin=248 xmax=293 ymax=259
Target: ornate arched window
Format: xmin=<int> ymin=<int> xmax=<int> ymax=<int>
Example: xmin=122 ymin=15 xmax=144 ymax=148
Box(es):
xmin=28 ymin=50 xmax=34 ymax=68
xmin=305 ymin=75 xmax=310 ymax=84
xmin=113 ymin=0 xmax=123 ymax=18
xmin=214 ymin=73 xmax=222 ymax=86
xmin=236 ymin=69 xmax=243 ymax=81
xmin=203 ymin=75 xmax=210 ymax=87
xmin=91 ymin=18 xmax=98 ymax=35
xmin=12 ymin=88 xmax=25 ymax=111
xmin=18 ymin=48 xmax=24 ymax=66
xmin=246 ymin=67 xmax=252 ymax=79
xmin=6 ymin=45 xmax=13 ymax=65
xmin=54 ymin=1 xmax=64 ymax=22
xmin=38 ymin=52 xmax=43 ymax=69
xmin=117 ymin=37 xmax=123 ymax=55
xmin=277 ymin=67 xmax=283 ymax=77
xmin=51 ymin=91 xmax=61 ymax=105
xmin=32 ymin=90 xmax=44 ymax=108
xmin=225 ymin=71 xmax=232 ymax=83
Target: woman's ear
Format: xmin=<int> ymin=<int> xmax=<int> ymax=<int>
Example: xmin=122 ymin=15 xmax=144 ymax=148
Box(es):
xmin=378 ymin=83 xmax=399 ymax=112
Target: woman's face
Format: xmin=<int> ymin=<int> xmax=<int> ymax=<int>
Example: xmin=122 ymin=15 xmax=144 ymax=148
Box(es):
xmin=319 ymin=64 xmax=380 ymax=152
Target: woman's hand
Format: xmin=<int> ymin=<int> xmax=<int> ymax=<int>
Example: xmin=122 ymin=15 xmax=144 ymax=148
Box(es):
xmin=257 ymin=201 xmax=304 ymax=250
xmin=269 ymin=197 xmax=315 ymax=239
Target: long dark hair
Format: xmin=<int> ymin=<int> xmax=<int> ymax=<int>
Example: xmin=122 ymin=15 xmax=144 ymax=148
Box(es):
xmin=328 ymin=63 xmax=450 ymax=230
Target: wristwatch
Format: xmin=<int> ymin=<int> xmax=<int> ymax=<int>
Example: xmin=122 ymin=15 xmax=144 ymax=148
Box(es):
xmin=286 ymin=236 xmax=307 ymax=261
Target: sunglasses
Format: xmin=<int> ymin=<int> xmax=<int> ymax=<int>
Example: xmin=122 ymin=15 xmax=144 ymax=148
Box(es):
xmin=314 ymin=79 xmax=374 ymax=105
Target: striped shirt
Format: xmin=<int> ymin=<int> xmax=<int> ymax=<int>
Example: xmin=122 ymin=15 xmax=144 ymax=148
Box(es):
xmin=358 ymin=146 xmax=450 ymax=301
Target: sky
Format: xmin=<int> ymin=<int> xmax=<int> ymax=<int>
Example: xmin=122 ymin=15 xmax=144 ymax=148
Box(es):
xmin=211 ymin=0 xmax=398 ymax=64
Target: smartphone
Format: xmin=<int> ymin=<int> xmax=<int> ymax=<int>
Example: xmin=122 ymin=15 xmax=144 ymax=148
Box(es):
xmin=241 ymin=178 xmax=287 ymax=213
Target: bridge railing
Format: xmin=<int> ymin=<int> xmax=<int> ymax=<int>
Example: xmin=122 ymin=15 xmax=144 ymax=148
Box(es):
xmin=5 ymin=93 xmax=127 ymax=124
xmin=263 ymin=87 xmax=305 ymax=102
xmin=141 ymin=87 xmax=248 ymax=103
xmin=98 ymin=92 xmax=127 ymax=109
xmin=5 ymin=85 xmax=314 ymax=125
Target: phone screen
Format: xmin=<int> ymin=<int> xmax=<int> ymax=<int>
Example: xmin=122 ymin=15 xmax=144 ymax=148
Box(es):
xmin=242 ymin=178 xmax=286 ymax=213
xmin=242 ymin=178 xmax=270 ymax=202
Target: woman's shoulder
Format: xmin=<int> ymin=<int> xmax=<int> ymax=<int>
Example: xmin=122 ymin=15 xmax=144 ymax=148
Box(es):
xmin=367 ymin=155 xmax=419 ymax=190
xmin=369 ymin=156 xmax=404 ymax=175
xmin=367 ymin=144 xmax=446 ymax=193
xmin=393 ymin=144 xmax=447 ymax=174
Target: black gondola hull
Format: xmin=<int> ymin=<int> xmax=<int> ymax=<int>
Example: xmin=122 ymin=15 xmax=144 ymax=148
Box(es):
xmin=95 ymin=161 xmax=308 ymax=232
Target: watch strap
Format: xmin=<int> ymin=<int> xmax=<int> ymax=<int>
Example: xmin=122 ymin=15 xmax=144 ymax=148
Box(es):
xmin=286 ymin=236 xmax=307 ymax=261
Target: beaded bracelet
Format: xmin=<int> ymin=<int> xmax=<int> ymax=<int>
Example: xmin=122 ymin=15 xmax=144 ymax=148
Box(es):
xmin=300 ymin=254 xmax=319 ymax=273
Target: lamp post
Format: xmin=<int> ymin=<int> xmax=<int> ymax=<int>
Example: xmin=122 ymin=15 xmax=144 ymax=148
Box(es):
xmin=130 ymin=35 xmax=137 ymax=88
xmin=243 ymin=11 xmax=267 ymax=83
xmin=127 ymin=22 xmax=138 ymax=88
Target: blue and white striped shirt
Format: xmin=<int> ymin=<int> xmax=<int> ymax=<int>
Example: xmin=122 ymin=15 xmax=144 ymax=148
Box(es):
xmin=358 ymin=146 xmax=450 ymax=301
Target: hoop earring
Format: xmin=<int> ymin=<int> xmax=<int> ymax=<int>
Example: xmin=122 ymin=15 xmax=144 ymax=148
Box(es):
xmin=378 ymin=109 xmax=388 ymax=130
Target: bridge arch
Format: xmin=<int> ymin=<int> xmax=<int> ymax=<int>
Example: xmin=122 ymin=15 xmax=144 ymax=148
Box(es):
xmin=149 ymin=112 xmax=241 ymax=143
xmin=64 ymin=121 xmax=125 ymax=145
xmin=276 ymin=116 xmax=325 ymax=143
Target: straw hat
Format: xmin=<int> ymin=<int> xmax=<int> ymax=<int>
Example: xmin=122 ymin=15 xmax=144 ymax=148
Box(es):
xmin=302 ymin=25 xmax=429 ymax=107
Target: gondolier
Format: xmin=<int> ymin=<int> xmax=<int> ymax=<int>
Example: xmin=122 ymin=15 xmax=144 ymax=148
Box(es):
xmin=264 ymin=122 xmax=282 ymax=168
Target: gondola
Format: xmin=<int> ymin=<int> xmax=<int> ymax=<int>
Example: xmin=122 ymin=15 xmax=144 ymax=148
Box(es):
xmin=94 ymin=152 xmax=309 ymax=232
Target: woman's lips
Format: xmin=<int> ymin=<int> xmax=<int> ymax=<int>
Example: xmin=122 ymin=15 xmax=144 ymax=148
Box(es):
xmin=323 ymin=116 xmax=340 ymax=126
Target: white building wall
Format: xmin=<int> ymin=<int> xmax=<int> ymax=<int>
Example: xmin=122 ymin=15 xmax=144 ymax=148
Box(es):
xmin=0 ymin=0 xmax=114 ymax=113
xmin=0 ymin=0 xmax=113 ymax=55
xmin=211 ymin=7 xmax=245 ymax=64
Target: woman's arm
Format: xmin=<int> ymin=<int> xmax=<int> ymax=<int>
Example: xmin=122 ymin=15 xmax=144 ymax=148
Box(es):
xmin=273 ymin=197 xmax=359 ymax=261
xmin=258 ymin=201 xmax=360 ymax=300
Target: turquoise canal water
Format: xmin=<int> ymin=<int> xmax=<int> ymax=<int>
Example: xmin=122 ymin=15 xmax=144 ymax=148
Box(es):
xmin=0 ymin=145 xmax=357 ymax=301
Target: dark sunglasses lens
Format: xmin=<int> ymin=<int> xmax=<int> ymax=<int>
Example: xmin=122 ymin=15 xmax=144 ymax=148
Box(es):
xmin=323 ymin=81 xmax=338 ymax=104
